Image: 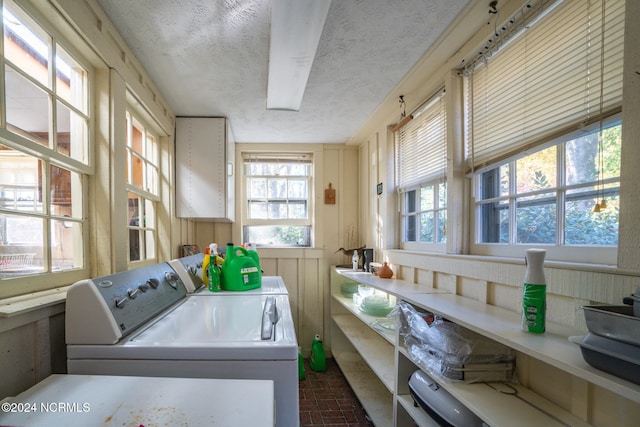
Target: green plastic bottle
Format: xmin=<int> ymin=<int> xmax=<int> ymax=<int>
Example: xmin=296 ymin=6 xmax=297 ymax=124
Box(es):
xmin=208 ymin=244 xmax=221 ymax=292
xmin=298 ymin=346 xmax=306 ymax=380
xmin=309 ymin=334 xmax=326 ymax=372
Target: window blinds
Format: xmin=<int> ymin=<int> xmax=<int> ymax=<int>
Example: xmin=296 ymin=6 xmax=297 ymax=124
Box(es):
xmin=466 ymin=0 xmax=624 ymax=171
xmin=395 ymin=90 xmax=447 ymax=191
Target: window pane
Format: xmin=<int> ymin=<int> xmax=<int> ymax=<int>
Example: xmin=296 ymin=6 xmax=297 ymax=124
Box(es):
xmin=249 ymin=178 xmax=266 ymax=199
xmin=5 ymin=65 xmax=51 ymax=147
xmin=243 ymin=225 xmax=310 ymax=247
xmin=419 ymin=211 xmax=434 ymax=242
xmin=145 ymin=230 xmax=156 ymax=259
xmin=516 ymin=145 xmax=556 ymax=193
xmin=268 ymin=201 xmax=287 ymax=219
xmin=145 ymin=164 xmax=158 ymax=195
xmin=288 ymin=201 xmax=307 ymax=219
xmin=480 ymin=164 xmax=509 ymax=200
xmin=405 ymin=190 xmax=416 ymax=214
xmin=128 ymin=193 xmax=140 ymax=226
xmin=566 ymin=133 xmax=599 ymax=185
xmin=438 ymin=182 xmax=447 ymax=207
xmin=56 ymin=100 xmax=88 ymax=162
xmin=51 ymin=219 xmax=82 ymax=271
xmin=3 ymin=5 xmax=50 ymax=88
xmin=129 ymin=228 xmax=140 ymax=261
xmin=0 ymin=145 xmax=41 ymax=212
xmin=268 ymin=178 xmax=286 ymax=199
xmin=565 ymin=186 xmax=619 ymax=245
xmin=288 ymin=179 xmax=307 ymax=198
xmin=248 ymin=201 xmax=267 ymax=219
xmin=130 ymin=153 xmax=144 ymax=189
xmin=144 ymin=198 xmax=155 ymax=229
xmin=50 ymin=165 xmax=79 ymax=214
xmin=56 ymin=44 xmax=88 ymax=114
xmin=420 ymin=186 xmax=434 ymax=210
xmin=0 ymin=213 xmax=44 ymax=278
xmin=516 ymin=193 xmax=556 ymax=243
xmin=479 ymin=201 xmax=509 ymax=243
xmin=437 ymin=210 xmax=447 ymax=243
xmin=405 ymin=214 xmax=416 ymax=242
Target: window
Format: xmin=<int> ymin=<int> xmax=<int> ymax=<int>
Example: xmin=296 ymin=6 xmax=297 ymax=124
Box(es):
xmin=125 ymin=110 xmax=158 ymax=262
xmin=0 ymin=0 xmax=90 ymax=279
xmin=243 ymin=155 xmax=312 ymax=247
xmin=476 ymin=119 xmax=620 ymax=250
xmin=395 ymin=90 xmax=447 ymax=248
xmin=465 ymin=0 xmax=624 ymax=263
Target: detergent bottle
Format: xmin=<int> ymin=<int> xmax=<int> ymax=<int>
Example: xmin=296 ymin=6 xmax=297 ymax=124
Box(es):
xmin=221 ymin=243 xmax=261 ymax=291
xmin=202 ymin=247 xmax=211 ymax=284
xmin=309 ymin=334 xmax=326 ymax=372
xmin=245 ymin=242 xmax=261 ymax=273
xmin=208 ymin=244 xmax=221 ymax=292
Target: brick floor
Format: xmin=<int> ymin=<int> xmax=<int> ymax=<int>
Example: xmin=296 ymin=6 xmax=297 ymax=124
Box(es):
xmin=299 ymin=358 xmax=374 ymax=426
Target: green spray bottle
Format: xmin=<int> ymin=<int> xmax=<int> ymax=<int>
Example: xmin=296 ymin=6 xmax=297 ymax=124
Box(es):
xmin=309 ymin=334 xmax=326 ymax=372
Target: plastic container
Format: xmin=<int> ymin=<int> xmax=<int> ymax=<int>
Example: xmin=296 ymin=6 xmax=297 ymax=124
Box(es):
xmin=298 ymin=346 xmax=306 ymax=380
xmin=221 ymin=243 xmax=262 ymax=291
xmin=309 ymin=334 xmax=326 ymax=372
xmin=522 ymin=248 xmax=546 ymax=334
xmin=202 ymin=247 xmax=211 ymax=284
xmin=245 ymin=242 xmax=261 ymax=274
xmin=208 ymin=244 xmax=221 ymax=292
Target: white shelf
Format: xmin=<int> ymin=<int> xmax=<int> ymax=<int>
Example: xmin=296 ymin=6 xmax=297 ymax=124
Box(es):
xmin=396 ymin=394 xmax=439 ymax=427
xmin=332 ymin=350 xmax=393 ymax=426
xmin=338 ymin=269 xmax=450 ymax=297
xmin=331 ymin=292 xmax=395 ymax=344
xmin=332 ymin=313 xmax=395 ymax=392
xmin=338 ymin=268 xmax=640 ymax=404
xmin=397 ymin=348 xmax=590 ymax=427
xmin=403 ymin=292 xmax=640 ymax=403
xmin=331 ymin=266 xmax=629 ymax=426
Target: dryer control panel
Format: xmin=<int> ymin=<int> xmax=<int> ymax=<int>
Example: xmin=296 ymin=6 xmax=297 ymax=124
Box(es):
xmin=66 ymin=262 xmax=187 ymax=344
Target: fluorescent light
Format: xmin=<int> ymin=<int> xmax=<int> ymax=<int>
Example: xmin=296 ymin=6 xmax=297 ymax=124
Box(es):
xmin=267 ymin=0 xmax=331 ymax=111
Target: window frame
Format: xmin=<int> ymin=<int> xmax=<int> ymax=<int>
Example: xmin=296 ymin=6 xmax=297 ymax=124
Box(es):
xmin=471 ymin=116 xmax=621 ymax=265
xmin=0 ymin=0 xmax=93 ymax=295
xmin=125 ymin=108 xmax=159 ymax=264
xmin=241 ymin=154 xmax=314 ymax=248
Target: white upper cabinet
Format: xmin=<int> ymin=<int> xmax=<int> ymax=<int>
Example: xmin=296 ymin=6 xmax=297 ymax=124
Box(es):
xmin=175 ymin=117 xmax=235 ymax=221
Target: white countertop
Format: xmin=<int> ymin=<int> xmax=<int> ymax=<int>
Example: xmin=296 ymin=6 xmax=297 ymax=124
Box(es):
xmin=0 ymin=374 xmax=274 ymax=427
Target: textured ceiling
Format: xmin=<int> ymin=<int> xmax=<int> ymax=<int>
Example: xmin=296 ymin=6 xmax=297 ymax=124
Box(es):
xmin=96 ymin=0 xmax=471 ymax=144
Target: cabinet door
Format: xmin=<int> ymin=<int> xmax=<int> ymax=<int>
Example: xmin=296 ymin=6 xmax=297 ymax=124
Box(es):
xmin=175 ymin=117 xmax=234 ymax=221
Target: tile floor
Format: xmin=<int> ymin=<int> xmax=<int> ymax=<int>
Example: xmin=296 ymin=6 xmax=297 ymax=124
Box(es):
xmin=299 ymin=357 xmax=374 ymax=426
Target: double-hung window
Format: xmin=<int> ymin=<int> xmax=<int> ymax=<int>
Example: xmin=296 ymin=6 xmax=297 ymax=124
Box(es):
xmin=465 ymin=0 xmax=624 ymax=263
xmin=125 ymin=110 xmax=159 ymax=262
xmin=1 ymin=0 xmax=90 ymax=281
xmin=396 ymin=90 xmax=447 ymax=250
xmin=243 ymin=155 xmax=312 ymax=247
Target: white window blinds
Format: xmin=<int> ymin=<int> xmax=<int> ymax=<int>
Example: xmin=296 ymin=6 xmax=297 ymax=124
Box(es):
xmin=465 ymin=0 xmax=624 ymax=171
xmin=395 ymin=90 xmax=447 ymax=191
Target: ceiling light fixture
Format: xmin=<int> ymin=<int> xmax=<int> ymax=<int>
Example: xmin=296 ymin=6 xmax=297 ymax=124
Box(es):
xmin=266 ymin=0 xmax=331 ymax=111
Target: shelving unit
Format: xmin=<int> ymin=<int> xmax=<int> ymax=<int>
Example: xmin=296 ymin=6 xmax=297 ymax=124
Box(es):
xmin=330 ymin=267 xmax=637 ymax=426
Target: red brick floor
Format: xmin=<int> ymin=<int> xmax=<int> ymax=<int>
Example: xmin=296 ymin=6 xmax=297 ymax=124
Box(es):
xmin=299 ymin=357 xmax=374 ymax=426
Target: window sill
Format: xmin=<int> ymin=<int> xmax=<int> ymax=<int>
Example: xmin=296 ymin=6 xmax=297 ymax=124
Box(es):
xmin=384 ymin=249 xmax=635 ymax=276
xmin=0 ymin=286 xmax=70 ymax=318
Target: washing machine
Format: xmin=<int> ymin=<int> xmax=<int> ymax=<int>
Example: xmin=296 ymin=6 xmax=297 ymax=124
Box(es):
xmin=65 ymin=262 xmax=299 ymax=427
